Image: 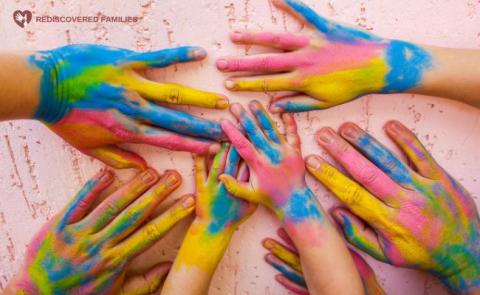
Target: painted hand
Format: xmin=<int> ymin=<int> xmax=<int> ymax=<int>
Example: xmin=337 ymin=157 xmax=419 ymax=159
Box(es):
xmin=305 ymin=121 xmax=480 ymax=293
xmin=217 ymin=0 xmax=432 ymax=112
xmin=29 ymin=44 xmax=228 ymax=169
xmin=219 ymin=100 xmax=323 ymax=229
xmin=7 ymin=168 xmax=195 ymax=294
xmin=262 ymin=228 xmax=385 ymax=295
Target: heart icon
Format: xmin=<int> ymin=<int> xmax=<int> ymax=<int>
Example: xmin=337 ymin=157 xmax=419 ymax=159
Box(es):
xmin=13 ymin=10 xmax=32 ymax=28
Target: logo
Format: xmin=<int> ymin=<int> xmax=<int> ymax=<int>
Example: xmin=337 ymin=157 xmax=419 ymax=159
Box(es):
xmin=13 ymin=10 xmax=32 ymax=28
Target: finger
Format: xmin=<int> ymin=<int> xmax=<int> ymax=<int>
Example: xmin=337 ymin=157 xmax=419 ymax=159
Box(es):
xmin=265 ymin=253 xmax=306 ymax=286
xmin=228 ymin=31 xmax=309 ymax=50
xmin=219 ymin=174 xmax=262 ymax=204
xmin=85 ymin=146 xmax=147 ymax=170
xmin=216 ymin=52 xmax=299 ymax=73
xmin=224 ymin=73 xmax=298 ymax=92
xmin=318 ymin=126 xmax=406 ymax=205
xmin=120 ymin=262 xmax=171 ymax=295
xmin=349 ymin=250 xmax=386 ymax=295
xmin=331 ymin=208 xmax=387 ymax=262
xmin=230 ymin=103 xmax=281 ymax=163
xmin=136 ymin=102 xmax=223 ymax=140
xmin=281 ymin=113 xmax=301 ymax=151
xmin=82 ymin=169 xmax=160 ymax=232
xmin=126 ymin=78 xmax=229 ymax=109
xmin=275 ymin=274 xmax=309 ymax=295
xmin=125 ymin=46 xmax=206 ymax=68
xmin=263 ymin=238 xmax=302 ymax=273
xmin=112 ymin=195 xmax=195 ymax=260
xmin=236 ymin=161 xmax=250 ymax=182
xmin=96 ymin=170 xmax=182 ymax=245
xmin=277 ymin=228 xmax=297 ymax=252
xmin=59 ymin=170 xmax=114 ymax=228
xmin=270 ymin=96 xmax=328 ymax=113
xmin=208 ymin=143 xmax=230 ymax=184
xmin=249 ymin=100 xmax=283 ymax=144
xmin=220 ymin=119 xmax=261 ymax=167
xmin=272 ymin=0 xmax=376 ymax=43
xmin=194 ymin=155 xmax=207 ymax=187
xmin=305 ymin=155 xmax=391 ymax=227
xmin=385 ymin=120 xmax=441 ymax=179
xmin=133 ymin=124 xmax=221 ymax=155
xmin=336 ymin=123 xmax=416 ymax=188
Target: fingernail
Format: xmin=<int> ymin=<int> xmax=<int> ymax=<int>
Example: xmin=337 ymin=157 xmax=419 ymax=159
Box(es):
xmin=229 ymin=103 xmax=243 ymax=117
xmin=141 ymin=169 xmax=157 ymax=183
xmin=306 ymin=156 xmax=321 ymax=169
xmin=341 ymin=124 xmax=360 ymax=140
xmin=208 ymin=143 xmax=221 ymax=155
xmin=262 ymin=239 xmax=275 ymax=249
xmin=231 ymin=32 xmax=243 ymax=42
xmin=387 ymin=121 xmax=402 ymax=135
xmin=216 ymin=59 xmax=229 ymax=71
xmin=182 ymin=196 xmax=195 ymax=208
xmin=270 ymin=104 xmax=283 ymax=113
xmin=224 ymin=79 xmax=235 ymax=89
xmin=216 ymin=97 xmax=229 ymax=109
xmin=165 ymin=172 xmax=180 ymax=186
xmin=192 ymin=48 xmax=206 ymax=60
xmin=317 ymin=128 xmax=334 ymax=145
xmin=332 ymin=210 xmax=345 ymax=225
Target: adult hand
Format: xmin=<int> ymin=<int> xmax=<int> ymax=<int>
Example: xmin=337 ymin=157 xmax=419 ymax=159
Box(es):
xmin=30 ymin=44 xmax=228 ymax=169
xmin=263 ymin=228 xmax=385 ymax=295
xmin=5 ymin=168 xmax=195 ymax=294
xmin=217 ymin=0 xmax=432 ymax=112
xmin=305 ymin=121 xmax=480 ymax=293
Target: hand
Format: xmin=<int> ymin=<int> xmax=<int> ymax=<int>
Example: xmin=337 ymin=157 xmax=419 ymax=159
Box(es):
xmin=29 ymin=44 xmax=228 ymax=169
xmin=305 ymin=120 xmax=480 ymax=293
xmin=262 ymin=228 xmax=385 ymax=295
xmin=5 ymin=168 xmax=195 ymax=294
xmin=216 ymin=0 xmax=432 ymax=112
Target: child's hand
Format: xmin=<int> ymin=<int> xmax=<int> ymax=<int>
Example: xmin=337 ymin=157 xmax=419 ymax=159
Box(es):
xmin=262 ymin=228 xmax=385 ymax=295
xmin=306 ymin=121 xmax=480 ymax=293
xmin=30 ymin=44 xmax=228 ymax=169
xmin=217 ymin=0 xmax=432 ymax=112
xmin=6 ymin=168 xmax=195 ymax=295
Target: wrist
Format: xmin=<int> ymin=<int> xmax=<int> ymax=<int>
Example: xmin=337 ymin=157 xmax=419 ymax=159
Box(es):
xmin=28 ymin=49 xmax=68 ymax=123
xmin=381 ymin=39 xmax=433 ymax=93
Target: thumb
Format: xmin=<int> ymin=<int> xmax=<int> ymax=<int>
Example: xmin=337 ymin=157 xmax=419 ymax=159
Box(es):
xmin=219 ymin=174 xmax=263 ymax=204
xmin=120 ymin=262 xmax=171 ymax=295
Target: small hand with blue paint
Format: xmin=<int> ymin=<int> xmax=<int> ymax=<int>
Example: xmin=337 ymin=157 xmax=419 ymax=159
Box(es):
xmin=5 ymin=168 xmax=195 ymax=295
xmin=306 ymin=121 xmax=480 ymax=294
xmin=219 ymin=101 xmax=364 ymax=295
xmin=217 ymin=0 xmax=432 ymax=112
xmin=262 ymin=228 xmax=385 ymax=295
xmin=30 ymin=44 xmax=229 ymax=169
xmin=162 ymin=144 xmax=255 ymax=295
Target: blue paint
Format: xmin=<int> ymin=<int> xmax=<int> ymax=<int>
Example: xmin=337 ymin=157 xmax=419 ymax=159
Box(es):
xmin=253 ymin=108 xmax=281 ymax=143
xmin=273 ymin=100 xmax=324 ymax=113
xmin=356 ymin=134 xmax=413 ymax=185
xmin=285 ymin=0 xmax=381 ymax=43
xmin=270 ymin=260 xmax=307 ymax=286
xmin=282 ymin=188 xmax=323 ymax=223
xmin=383 ymin=40 xmax=432 ymax=93
xmin=241 ymin=113 xmax=281 ymax=164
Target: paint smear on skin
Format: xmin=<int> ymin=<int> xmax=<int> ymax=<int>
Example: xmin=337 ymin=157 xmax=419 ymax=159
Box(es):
xmin=270 ymin=259 xmax=306 ymax=286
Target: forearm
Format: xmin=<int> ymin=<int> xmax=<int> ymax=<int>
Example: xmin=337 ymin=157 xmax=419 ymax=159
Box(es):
xmin=277 ymin=188 xmax=363 ymax=295
xmin=162 ymin=219 xmax=234 ymax=295
xmin=0 ymin=53 xmax=40 ymax=120
xmin=406 ymin=45 xmax=480 ymax=108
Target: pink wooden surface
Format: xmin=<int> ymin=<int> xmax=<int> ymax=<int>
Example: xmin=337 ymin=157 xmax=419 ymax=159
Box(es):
xmin=1 ymin=0 xmax=480 ymax=294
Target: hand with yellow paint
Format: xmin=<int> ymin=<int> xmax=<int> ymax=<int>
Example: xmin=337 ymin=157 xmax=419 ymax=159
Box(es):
xmin=162 ymin=144 xmax=256 ymax=295
xmin=1 ymin=44 xmax=229 ymax=170
xmin=217 ymin=0 xmax=435 ymax=112
xmin=306 ymin=121 xmax=480 ymax=294
xmin=218 ymin=100 xmax=364 ymax=295
xmin=3 ymin=168 xmax=195 ymax=295
xmin=262 ymin=228 xmax=385 ymax=295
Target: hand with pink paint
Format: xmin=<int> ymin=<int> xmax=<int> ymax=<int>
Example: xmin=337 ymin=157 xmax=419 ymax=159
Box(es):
xmin=1 ymin=44 xmax=229 ymax=170
xmin=3 ymin=168 xmax=195 ymax=295
xmin=163 ymin=143 xmax=256 ymax=295
xmin=218 ymin=100 xmax=364 ymax=295
xmin=262 ymin=228 xmax=385 ymax=295
xmin=217 ymin=0 xmax=480 ymax=112
xmin=305 ymin=121 xmax=480 ymax=294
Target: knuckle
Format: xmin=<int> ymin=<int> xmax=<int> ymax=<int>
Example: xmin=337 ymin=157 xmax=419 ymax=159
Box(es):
xmin=344 ymin=185 xmax=364 ymax=206
xmin=166 ymin=87 xmax=181 ymax=104
xmin=359 ymin=168 xmax=379 ymax=185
